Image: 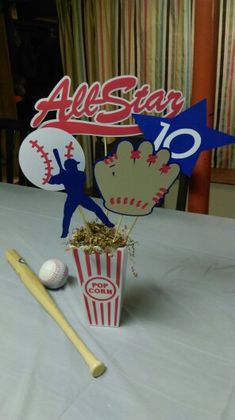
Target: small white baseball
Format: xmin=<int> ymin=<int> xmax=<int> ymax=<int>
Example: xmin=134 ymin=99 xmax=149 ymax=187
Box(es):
xmin=38 ymin=259 xmax=68 ymax=290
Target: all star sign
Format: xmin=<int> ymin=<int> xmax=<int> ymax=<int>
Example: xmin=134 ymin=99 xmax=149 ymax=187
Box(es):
xmin=30 ymin=75 xmax=185 ymax=136
xmin=30 ymin=75 xmax=235 ymax=177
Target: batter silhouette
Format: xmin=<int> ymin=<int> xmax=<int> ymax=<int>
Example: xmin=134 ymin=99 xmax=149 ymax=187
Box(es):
xmin=49 ymin=149 xmax=114 ymax=238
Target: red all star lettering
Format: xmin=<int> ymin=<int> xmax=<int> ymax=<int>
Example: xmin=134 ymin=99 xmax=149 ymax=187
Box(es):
xmin=30 ymin=75 xmax=185 ymax=136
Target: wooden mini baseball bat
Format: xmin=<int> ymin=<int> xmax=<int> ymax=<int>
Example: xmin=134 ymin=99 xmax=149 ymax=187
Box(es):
xmin=5 ymin=249 xmax=106 ymax=378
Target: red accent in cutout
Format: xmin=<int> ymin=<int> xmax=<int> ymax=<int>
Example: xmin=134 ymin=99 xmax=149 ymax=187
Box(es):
xmin=153 ymin=187 xmax=167 ymax=203
xmin=130 ymin=198 xmax=135 ymax=205
xmin=85 ymin=252 xmax=92 ymax=277
xmin=43 ymin=120 xmax=142 ymax=137
xmin=117 ymin=197 xmax=121 ymax=204
xmin=95 ymin=252 xmax=101 ymax=275
xmin=108 ymin=302 xmax=111 ymax=326
xmin=29 ymin=139 xmax=38 ymax=148
xmin=84 ymin=295 xmax=92 ymax=324
xmin=116 ymin=250 xmax=122 ymax=287
xmin=92 ymin=301 xmax=98 ymax=325
xmin=124 ymin=197 xmax=128 ymax=204
xmin=142 ymin=202 xmax=148 ymax=209
xmin=110 ymin=197 xmax=115 ymax=204
xmin=104 ymin=154 xmax=117 ymax=164
xmin=147 ymin=154 xmax=158 ymax=164
xmin=114 ymin=297 xmax=119 ymax=326
xmin=160 ymin=164 xmax=171 ymax=174
xmin=106 ymin=254 xmax=111 ymax=277
xmin=136 ymin=200 xmax=142 ymax=207
xmin=73 ymin=249 xmax=84 ymax=284
xmin=29 ymin=139 xmax=53 ymax=184
xmin=64 ymin=141 xmax=74 ymax=159
xmin=130 ymin=150 xmax=141 ymax=159
xmin=100 ymin=303 xmax=104 ymax=325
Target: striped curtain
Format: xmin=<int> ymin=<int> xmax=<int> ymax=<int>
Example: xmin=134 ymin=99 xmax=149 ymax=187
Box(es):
xmin=56 ymin=0 xmax=194 ymax=187
xmin=213 ymin=0 xmax=235 ymax=169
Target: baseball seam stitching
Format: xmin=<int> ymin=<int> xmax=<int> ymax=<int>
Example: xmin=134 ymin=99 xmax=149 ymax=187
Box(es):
xmin=29 ymin=139 xmax=53 ymax=184
xmin=64 ymin=141 xmax=74 ymax=159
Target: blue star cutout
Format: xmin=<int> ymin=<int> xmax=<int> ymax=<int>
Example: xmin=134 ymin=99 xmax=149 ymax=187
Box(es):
xmin=133 ymin=100 xmax=235 ymax=176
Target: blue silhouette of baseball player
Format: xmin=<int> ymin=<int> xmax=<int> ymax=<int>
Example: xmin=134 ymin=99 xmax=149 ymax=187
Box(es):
xmin=49 ymin=148 xmax=114 ymax=238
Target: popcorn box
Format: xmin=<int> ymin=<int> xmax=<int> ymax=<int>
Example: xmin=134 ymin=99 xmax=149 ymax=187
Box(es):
xmin=72 ymin=247 xmax=127 ymax=327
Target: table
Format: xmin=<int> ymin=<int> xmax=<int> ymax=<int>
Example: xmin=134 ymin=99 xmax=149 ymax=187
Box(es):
xmin=1 ymin=182 xmax=235 ymax=420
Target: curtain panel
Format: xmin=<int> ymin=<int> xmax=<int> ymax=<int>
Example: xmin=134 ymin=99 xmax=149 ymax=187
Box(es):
xmin=213 ymin=0 xmax=235 ymax=169
xmin=55 ymin=0 xmax=194 ymax=189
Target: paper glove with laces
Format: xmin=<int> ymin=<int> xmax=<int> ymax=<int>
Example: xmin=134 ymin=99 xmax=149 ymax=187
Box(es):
xmin=95 ymin=140 xmax=180 ymax=216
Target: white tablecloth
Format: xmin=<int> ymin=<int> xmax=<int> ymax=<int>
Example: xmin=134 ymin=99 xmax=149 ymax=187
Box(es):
xmin=0 ymin=183 xmax=235 ymax=420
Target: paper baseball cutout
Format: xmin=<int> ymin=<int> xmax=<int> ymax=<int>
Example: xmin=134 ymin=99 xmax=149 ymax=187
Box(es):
xmin=19 ymin=126 xmax=114 ymax=237
xmin=19 ymin=127 xmax=85 ymax=190
xmin=95 ymin=140 xmax=180 ymax=216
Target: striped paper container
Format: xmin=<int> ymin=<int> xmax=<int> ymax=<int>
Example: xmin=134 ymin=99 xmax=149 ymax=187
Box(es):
xmin=72 ymin=247 xmax=127 ymax=327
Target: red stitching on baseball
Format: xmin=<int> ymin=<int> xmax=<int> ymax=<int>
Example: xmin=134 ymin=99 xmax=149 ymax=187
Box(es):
xmin=29 ymin=139 xmax=53 ymax=184
xmin=65 ymin=141 xmax=74 ymax=159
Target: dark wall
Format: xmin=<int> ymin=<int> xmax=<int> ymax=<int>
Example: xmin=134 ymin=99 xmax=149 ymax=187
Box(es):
xmin=3 ymin=0 xmax=63 ymax=123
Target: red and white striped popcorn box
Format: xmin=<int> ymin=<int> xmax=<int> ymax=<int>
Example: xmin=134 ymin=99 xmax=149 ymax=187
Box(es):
xmin=72 ymin=247 xmax=128 ymax=327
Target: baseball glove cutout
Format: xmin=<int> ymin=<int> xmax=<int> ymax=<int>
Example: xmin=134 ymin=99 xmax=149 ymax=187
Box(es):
xmin=95 ymin=140 xmax=180 ymax=216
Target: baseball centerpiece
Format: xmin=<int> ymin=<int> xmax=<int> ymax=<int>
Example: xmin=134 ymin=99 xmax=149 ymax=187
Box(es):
xmin=70 ymin=224 xmax=128 ymax=327
xmin=18 ymin=75 xmax=235 ymax=328
xmin=68 ymin=140 xmax=179 ymax=327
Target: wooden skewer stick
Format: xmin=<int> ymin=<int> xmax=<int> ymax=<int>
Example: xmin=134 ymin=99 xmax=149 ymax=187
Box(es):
xmin=103 ymin=138 xmax=108 ymax=156
xmin=126 ymin=216 xmax=139 ymax=240
xmin=78 ymin=207 xmax=92 ymax=233
xmin=103 ymin=138 xmax=109 ymax=218
xmin=113 ymin=216 xmax=124 ymax=241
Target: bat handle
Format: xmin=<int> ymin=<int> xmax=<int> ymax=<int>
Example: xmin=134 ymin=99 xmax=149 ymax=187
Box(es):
xmin=57 ymin=315 xmax=106 ymax=377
